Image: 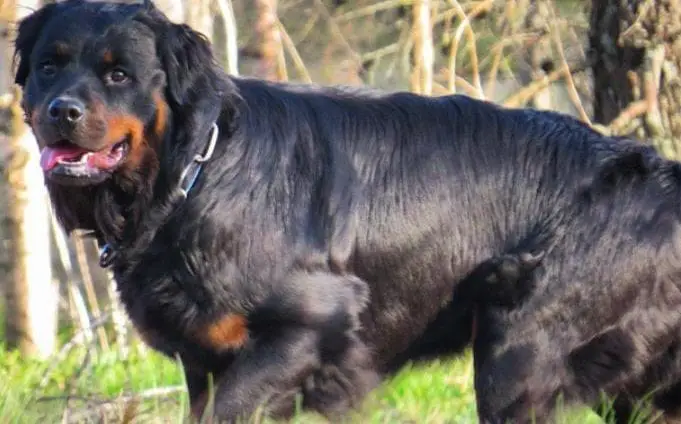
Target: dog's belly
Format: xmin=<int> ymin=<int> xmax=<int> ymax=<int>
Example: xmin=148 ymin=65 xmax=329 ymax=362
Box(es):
xmin=353 ymin=264 xmax=466 ymax=369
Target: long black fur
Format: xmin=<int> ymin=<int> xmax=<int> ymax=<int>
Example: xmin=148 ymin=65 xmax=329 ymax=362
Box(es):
xmin=13 ymin=1 xmax=681 ymax=422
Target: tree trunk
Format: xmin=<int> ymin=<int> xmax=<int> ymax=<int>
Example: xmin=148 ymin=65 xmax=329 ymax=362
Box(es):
xmin=179 ymin=0 xmax=239 ymax=75
xmin=1 ymin=0 xmax=57 ymax=358
xmin=254 ymin=0 xmax=286 ymax=81
xmin=184 ymin=0 xmax=213 ymax=42
xmin=411 ymin=0 xmax=434 ymax=95
xmin=152 ymin=0 xmax=185 ymax=23
xmin=589 ymin=0 xmax=681 ymax=157
xmin=1 ymin=88 xmax=57 ymax=358
xmin=214 ymin=0 xmax=240 ymax=76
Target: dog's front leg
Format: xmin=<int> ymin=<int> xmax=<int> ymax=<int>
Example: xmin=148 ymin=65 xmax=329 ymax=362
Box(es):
xmin=192 ymin=271 xmax=378 ymax=422
xmin=205 ymin=326 xmax=322 ymax=421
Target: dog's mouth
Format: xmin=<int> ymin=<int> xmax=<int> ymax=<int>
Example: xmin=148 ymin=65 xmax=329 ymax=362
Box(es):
xmin=39 ymin=139 xmax=129 ymax=185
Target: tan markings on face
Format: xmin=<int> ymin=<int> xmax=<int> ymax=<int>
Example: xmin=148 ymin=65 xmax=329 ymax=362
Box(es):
xmin=102 ymin=49 xmax=114 ymax=65
xmin=152 ymin=93 xmax=169 ymax=142
xmin=104 ymin=113 xmax=145 ymax=167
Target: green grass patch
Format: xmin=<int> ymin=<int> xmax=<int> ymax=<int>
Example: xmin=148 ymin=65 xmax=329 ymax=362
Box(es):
xmin=0 ymin=342 xmax=186 ymax=423
xmin=0 ymin=343 xmax=656 ymax=423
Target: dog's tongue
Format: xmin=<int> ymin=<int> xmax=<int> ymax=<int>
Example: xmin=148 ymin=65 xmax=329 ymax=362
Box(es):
xmin=40 ymin=145 xmax=124 ymax=171
xmin=40 ymin=145 xmax=88 ymax=171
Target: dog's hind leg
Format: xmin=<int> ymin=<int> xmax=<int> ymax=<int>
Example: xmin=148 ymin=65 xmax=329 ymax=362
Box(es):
xmin=472 ymin=311 xmax=608 ymax=424
xmin=653 ymin=382 xmax=681 ymax=423
xmin=472 ymin=337 xmax=573 ymax=424
xmin=601 ymin=384 xmax=681 ymax=424
xmin=465 ymin=251 xmax=571 ymax=424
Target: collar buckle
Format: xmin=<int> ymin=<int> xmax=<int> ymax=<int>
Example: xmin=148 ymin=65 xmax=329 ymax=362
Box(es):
xmin=178 ymin=122 xmax=219 ymax=197
xmin=99 ymin=243 xmax=117 ymax=268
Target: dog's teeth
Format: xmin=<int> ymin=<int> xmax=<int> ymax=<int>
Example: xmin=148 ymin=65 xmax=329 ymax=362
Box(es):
xmin=59 ymin=152 xmax=92 ymax=165
xmin=72 ymin=154 xmax=87 ymax=164
xmin=73 ymin=153 xmax=93 ymax=164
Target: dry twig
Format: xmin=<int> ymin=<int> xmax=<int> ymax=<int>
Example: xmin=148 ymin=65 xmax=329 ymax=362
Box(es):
xmin=49 ymin=209 xmax=94 ymax=347
xmin=549 ymin=18 xmax=590 ymax=124
xmin=411 ymin=0 xmax=434 ymax=95
xmin=606 ymin=45 xmax=664 ymax=136
xmin=335 ymin=0 xmax=410 ymax=22
xmin=45 ymin=386 xmax=186 ymax=423
xmin=73 ymin=237 xmax=110 ymax=351
xmin=446 ymin=0 xmax=491 ymax=98
xmin=503 ymin=61 xmax=588 ymax=108
xmin=484 ymin=33 xmax=539 ymax=99
xmin=277 ymin=19 xmax=312 ymax=83
xmin=39 ymin=311 xmax=112 ymax=389
xmin=311 ymin=0 xmax=362 ymax=67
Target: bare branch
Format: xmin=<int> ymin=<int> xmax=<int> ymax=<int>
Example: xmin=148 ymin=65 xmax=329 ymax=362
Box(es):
xmin=606 ymin=44 xmax=665 ymax=136
xmin=606 ymin=100 xmax=649 ymax=134
xmin=49 ymin=207 xmax=94 ymax=347
xmin=335 ymin=0 xmax=410 ymax=22
xmin=39 ymin=311 xmax=112 ymax=389
xmin=446 ymin=0 xmax=491 ymax=98
xmin=411 ymin=0 xmax=434 ymax=95
xmin=549 ymin=12 xmax=590 ymax=124
xmin=311 ymin=0 xmax=362 ymax=67
xmin=503 ymin=61 xmax=588 ymax=108
xmin=73 ymin=236 xmax=110 ymax=351
xmin=484 ymin=35 xmax=537 ymax=100
xmin=277 ymin=19 xmax=312 ymax=83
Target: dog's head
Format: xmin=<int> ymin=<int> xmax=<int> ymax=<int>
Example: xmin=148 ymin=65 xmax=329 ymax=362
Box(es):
xmin=13 ymin=0 xmax=225 ymax=188
xmin=13 ymin=0 xmax=230 ymax=236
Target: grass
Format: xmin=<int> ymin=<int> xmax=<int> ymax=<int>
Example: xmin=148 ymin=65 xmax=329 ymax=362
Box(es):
xmin=0 ymin=340 xmax=624 ymax=424
xmin=0 ymin=342 xmax=187 ymax=423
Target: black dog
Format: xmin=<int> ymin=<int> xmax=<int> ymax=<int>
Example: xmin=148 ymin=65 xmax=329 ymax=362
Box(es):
xmin=14 ymin=1 xmax=681 ymax=422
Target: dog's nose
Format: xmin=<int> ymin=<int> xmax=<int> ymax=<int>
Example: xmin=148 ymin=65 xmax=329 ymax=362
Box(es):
xmin=47 ymin=97 xmax=85 ymax=124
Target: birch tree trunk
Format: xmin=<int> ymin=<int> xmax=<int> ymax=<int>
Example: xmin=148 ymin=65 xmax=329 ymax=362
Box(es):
xmin=215 ymin=0 xmax=239 ymax=75
xmin=590 ymin=0 xmax=681 ymax=158
xmin=1 ymin=0 xmax=57 ymax=358
xmin=152 ymin=0 xmax=185 ymax=23
xmin=184 ymin=0 xmax=213 ymax=41
xmin=2 ymin=89 xmax=56 ymax=358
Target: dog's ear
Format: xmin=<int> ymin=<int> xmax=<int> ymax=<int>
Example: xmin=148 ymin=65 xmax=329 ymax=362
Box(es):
xmin=136 ymin=3 xmax=232 ymax=159
xmin=155 ymin=19 xmax=219 ymax=110
xmin=13 ymin=3 xmax=59 ymax=87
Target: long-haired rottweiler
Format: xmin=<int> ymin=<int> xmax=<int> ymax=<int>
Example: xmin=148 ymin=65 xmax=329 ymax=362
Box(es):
xmin=13 ymin=1 xmax=681 ymax=422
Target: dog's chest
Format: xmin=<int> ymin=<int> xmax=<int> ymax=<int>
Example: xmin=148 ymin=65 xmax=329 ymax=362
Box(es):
xmin=114 ymin=263 xmax=239 ymax=368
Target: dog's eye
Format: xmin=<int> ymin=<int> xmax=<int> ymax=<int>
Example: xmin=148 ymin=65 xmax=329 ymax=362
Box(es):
xmin=107 ymin=68 xmax=129 ymax=84
xmin=38 ymin=60 xmax=57 ymax=77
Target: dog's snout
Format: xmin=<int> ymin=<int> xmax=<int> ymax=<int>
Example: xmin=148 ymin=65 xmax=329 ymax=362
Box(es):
xmin=47 ymin=96 xmax=85 ymax=124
